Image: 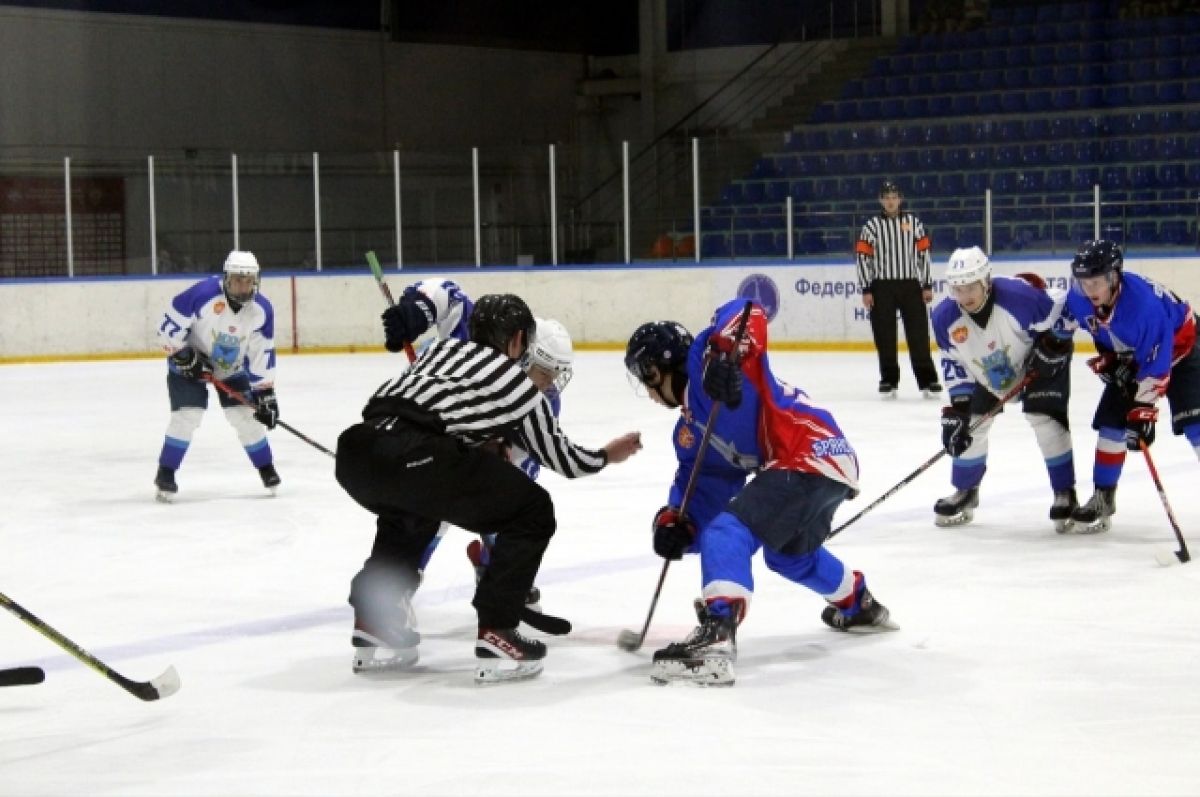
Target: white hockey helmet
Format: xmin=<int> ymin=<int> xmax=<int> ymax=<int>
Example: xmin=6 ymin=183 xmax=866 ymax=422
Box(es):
xmin=222 ymin=250 xmax=260 ymax=304
xmin=945 ymin=246 xmax=991 ymax=287
xmin=523 ymin=317 xmax=574 ymax=394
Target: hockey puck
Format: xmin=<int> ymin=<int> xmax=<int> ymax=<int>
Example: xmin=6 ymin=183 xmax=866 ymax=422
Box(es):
xmin=1154 ymin=548 xmax=1184 ymax=567
xmin=616 ymin=630 xmax=641 ymax=651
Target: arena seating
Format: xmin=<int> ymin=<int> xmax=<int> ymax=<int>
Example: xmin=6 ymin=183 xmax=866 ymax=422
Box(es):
xmin=696 ymin=2 xmax=1200 ymax=258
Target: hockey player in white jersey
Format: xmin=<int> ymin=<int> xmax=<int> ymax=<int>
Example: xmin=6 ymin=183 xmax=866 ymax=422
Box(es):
xmin=929 ymin=246 xmax=1078 ymax=530
xmin=153 ymin=250 xmax=281 ymax=501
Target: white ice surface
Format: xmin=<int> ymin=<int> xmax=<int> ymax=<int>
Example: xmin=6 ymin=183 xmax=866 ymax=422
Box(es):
xmin=2 ymin=351 xmax=1198 ymax=796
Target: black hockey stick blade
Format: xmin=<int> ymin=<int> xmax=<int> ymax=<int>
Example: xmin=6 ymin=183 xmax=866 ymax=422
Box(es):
xmin=0 ymin=591 xmax=181 ymax=701
xmin=520 ymin=606 xmax=571 ymax=636
xmin=0 ymin=666 xmax=45 ymax=687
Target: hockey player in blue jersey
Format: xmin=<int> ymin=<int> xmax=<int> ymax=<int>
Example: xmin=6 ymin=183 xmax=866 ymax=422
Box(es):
xmin=1062 ymin=240 xmax=1200 ymax=533
xmin=929 ymin=246 xmax=1078 ymax=530
xmin=625 ymin=299 xmax=894 ymax=687
xmin=153 ymin=250 xmax=280 ymax=502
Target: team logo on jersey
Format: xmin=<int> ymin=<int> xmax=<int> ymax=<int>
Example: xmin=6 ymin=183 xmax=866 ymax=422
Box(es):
xmin=975 ymin=347 xmax=1017 ymax=391
xmin=214 ymin=301 xmax=226 ymax=314
xmin=676 ymin=423 xmax=696 ymax=450
xmin=951 ymin=325 xmax=969 ymax=344
xmin=737 ymin=274 xmax=779 ymax=322
xmin=210 ymin=330 xmax=242 ymax=371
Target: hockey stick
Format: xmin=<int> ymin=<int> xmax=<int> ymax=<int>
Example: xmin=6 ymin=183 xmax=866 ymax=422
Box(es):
xmin=365 ymin=250 xmax=418 ymax=363
xmin=0 ymin=592 xmax=179 ymax=701
xmin=0 ymin=666 xmax=45 ymax=687
xmin=1140 ymin=440 xmax=1191 ymax=566
xmin=826 ymin=372 xmax=1035 ymax=541
xmin=201 ymin=374 xmax=336 ymax=459
xmin=617 ymin=300 xmax=754 ymax=653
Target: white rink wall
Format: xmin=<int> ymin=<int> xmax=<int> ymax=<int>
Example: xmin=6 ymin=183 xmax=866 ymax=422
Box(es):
xmin=1 ymin=257 xmax=1197 ymax=361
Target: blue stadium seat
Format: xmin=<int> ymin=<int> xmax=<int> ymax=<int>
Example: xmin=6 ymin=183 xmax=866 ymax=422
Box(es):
xmin=1051 ymin=89 xmax=1078 ymax=110
xmin=1158 ymin=163 xmax=1186 ymax=188
xmin=1160 ymin=220 xmax=1191 ymax=245
xmin=992 ymin=171 xmax=1016 ymax=193
xmin=1022 ymin=143 xmax=1048 ymax=165
xmin=1129 ymin=165 xmax=1157 ymax=190
xmin=981 ymin=50 xmax=1005 ymax=70
xmin=944 ymin=147 xmax=969 ymax=169
xmin=1157 ymin=60 xmax=1182 ymax=81
xmin=951 ymin=95 xmax=978 ymax=115
xmin=743 ymin=181 xmax=765 ymax=203
xmin=1007 ymin=47 xmax=1032 ymax=67
xmin=1016 ymin=171 xmax=1044 ymax=192
xmin=1027 ymin=91 xmax=1051 ymax=112
xmin=1101 ymin=166 xmax=1128 ymax=190
xmin=1073 ymin=167 xmax=1101 ymax=191
xmin=1102 ymin=139 xmax=1129 ymax=161
xmin=994 ymin=144 xmax=1020 ymax=167
xmin=1046 ymin=168 xmax=1072 ymax=191
xmin=1130 ymin=61 xmax=1156 ymax=83
xmin=1130 ymin=136 xmax=1156 ymax=160
xmin=905 ymin=97 xmax=929 ymax=117
xmin=1159 ymin=82 xmax=1185 ymax=104
xmin=955 ymin=72 xmax=980 ymax=92
xmin=701 ymin=233 xmax=730 ymax=258
xmin=941 ymin=173 xmax=966 ymax=195
xmin=978 ymin=94 xmax=1002 ymax=114
xmin=1103 ymin=85 xmax=1131 ymax=107
xmin=1127 ymin=221 xmax=1158 ymax=246
xmin=1004 ymin=68 xmax=1031 ymax=89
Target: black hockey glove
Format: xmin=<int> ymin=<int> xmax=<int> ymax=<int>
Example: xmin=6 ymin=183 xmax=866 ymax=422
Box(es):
xmin=1024 ymin=331 xmax=1071 ymax=379
xmin=170 ymin=347 xmax=210 ymax=380
xmin=1125 ymin=403 xmax=1157 ymax=450
xmin=382 ymin=287 xmax=436 ymax=353
xmin=651 ymin=505 xmax=697 ymax=561
xmin=940 ymin=405 xmax=972 ymax=458
xmin=253 ymin=387 xmax=279 ymax=430
xmin=702 ymin=352 xmax=742 ymax=409
xmin=1087 ymin=351 xmax=1136 ymax=388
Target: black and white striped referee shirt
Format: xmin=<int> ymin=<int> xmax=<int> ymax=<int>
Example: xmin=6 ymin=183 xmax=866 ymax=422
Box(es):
xmin=368 ymin=337 xmax=608 ymax=478
xmin=855 ymin=211 xmax=933 ymax=290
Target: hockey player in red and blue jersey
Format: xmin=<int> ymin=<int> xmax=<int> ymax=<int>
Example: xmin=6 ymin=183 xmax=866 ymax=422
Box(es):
xmin=1063 ymin=239 xmax=1200 ymax=533
xmin=625 ymin=299 xmax=894 ymax=686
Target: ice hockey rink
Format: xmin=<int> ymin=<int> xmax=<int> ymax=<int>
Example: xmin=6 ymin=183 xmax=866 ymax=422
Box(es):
xmin=2 ymin=349 xmax=1198 ymax=797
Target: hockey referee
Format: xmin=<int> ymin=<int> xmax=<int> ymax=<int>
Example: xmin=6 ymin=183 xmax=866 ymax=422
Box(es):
xmin=855 ymin=180 xmax=942 ymax=399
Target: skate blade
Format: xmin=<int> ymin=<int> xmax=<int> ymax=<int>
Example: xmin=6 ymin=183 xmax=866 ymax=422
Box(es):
xmin=650 ymin=658 xmax=735 ymax=687
xmin=474 ymin=660 xmax=543 ymax=685
xmin=352 ymin=646 xmax=419 ymax=673
xmin=1054 ymin=518 xmax=1076 ymax=534
xmin=934 ymin=510 xmax=973 ymax=527
xmin=880 ymin=392 xmax=898 ymax=401
xmin=1070 ymin=517 xmax=1112 ymax=535
xmin=155 ymin=490 xmax=175 ymax=504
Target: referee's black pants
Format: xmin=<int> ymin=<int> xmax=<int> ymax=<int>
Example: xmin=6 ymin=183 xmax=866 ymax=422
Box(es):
xmin=335 ymin=420 xmax=555 ymax=630
xmin=868 ymin=278 xmax=939 ymax=389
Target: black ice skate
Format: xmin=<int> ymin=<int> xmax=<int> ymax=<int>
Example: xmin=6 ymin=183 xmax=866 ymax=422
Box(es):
xmin=351 ymin=592 xmax=420 ymax=673
xmin=922 ymin=383 xmax=944 ymax=400
xmin=934 ymin=486 xmax=979 ymax=527
xmin=474 ymin=627 xmax=546 ymax=684
xmin=821 ymin=581 xmax=896 ymax=632
xmin=651 ymin=599 xmax=738 ymax=687
xmin=878 ymin=381 xmax=898 ymax=401
xmin=154 ymin=466 xmax=178 ymax=503
xmin=1070 ymin=486 xmax=1116 ymax=534
xmin=258 ymin=464 xmax=281 ymax=495
xmin=466 ymin=539 xmax=542 ymax=611
xmin=1050 ymin=488 xmax=1079 ymax=534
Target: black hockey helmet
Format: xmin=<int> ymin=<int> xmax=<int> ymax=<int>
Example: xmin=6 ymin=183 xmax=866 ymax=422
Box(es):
xmin=624 ymin=321 xmax=694 ymax=384
xmin=469 ymin=293 xmax=536 ymax=355
xmin=1071 ymin=239 xmax=1123 ymax=279
xmin=878 ymin=180 xmax=903 ymax=197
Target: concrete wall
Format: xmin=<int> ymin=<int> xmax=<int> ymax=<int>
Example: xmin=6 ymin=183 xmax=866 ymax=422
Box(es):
xmin=0 ymin=6 xmax=581 ymax=154
xmin=2 ymin=257 xmax=1196 ymax=362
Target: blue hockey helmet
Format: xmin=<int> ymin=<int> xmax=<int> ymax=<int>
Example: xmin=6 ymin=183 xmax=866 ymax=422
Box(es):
xmin=469 ymin=293 xmax=536 ymax=356
xmin=1071 ymin=239 xmax=1123 ymax=279
xmin=624 ymin=321 xmax=693 ymax=384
